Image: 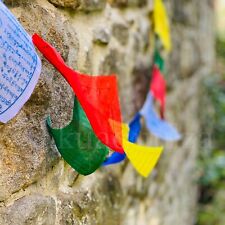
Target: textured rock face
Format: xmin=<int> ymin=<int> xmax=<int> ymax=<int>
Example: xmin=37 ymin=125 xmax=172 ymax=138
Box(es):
xmin=48 ymin=0 xmax=106 ymax=11
xmin=48 ymin=0 xmax=80 ymax=9
xmin=0 ymin=0 xmax=214 ymax=224
xmin=0 ymin=195 xmax=56 ymax=225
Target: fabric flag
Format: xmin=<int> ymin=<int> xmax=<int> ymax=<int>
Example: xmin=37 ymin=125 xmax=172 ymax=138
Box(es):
xmin=103 ymin=121 xmax=163 ymax=177
xmin=128 ymin=112 xmax=142 ymax=143
xmin=153 ymin=0 xmax=171 ymax=52
xmin=154 ymin=47 xmax=165 ymax=72
xmin=140 ymin=93 xmax=181 ymax=141
xmin=32 ymin=34 xmax=123 ymax=153
xmin=47 ymin=97 xmax=109 ymax=175
xmin=150 ymin=65 xmax=166 ymax=119
xmin=122 ymin=124 xmax=163 ymax=177
xmin=0 ymin=2 xmax=41 ymax=123
xmin=102 ymin=112 xmax=142 ymax=166
xmin=102 ymin=152 xmax=126 ymax=166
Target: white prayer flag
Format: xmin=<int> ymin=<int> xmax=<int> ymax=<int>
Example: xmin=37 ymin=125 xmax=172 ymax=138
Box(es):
xmin=0 ymin=1 xmax=41 ymax=123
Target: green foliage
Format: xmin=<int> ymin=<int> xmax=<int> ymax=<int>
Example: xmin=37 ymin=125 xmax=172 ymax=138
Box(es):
xmin=197 ymin=74 xmax=225 ymax=225
xmin=203 ymin=76 xmax=225 ymax=150
xmin=216 ymin=37 xmax=225 ymax=60
xmin=198 ymin=186 xmax=225 ymax=225
xmin=199 ymin=152 xmax=225 ymax=186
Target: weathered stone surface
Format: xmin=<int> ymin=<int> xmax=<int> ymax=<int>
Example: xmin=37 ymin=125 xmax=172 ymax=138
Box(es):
xmin=0 ymin=194 xmax=56 ymax=225
xmin=54 ymin=172 xmax=122 ymax=224
xmin=131 ymin=60 xmax=151 ymax=112
xmin=0 ymin=1 xmax=77 ymax=200
xmin=93 ymin=27 xmax=111 ymax=45
xmin=78 ymin=0 xmax=106 ymax=11
xmin=108 ymin=0 xmax=147 ymax=7
xmin=48 ymin=0 xmax=79 ymax=9
xmin=108 ymin=0 xmax=127 ymax=7
xmin=3 ymin=0 xmax=30 ymax=7
xmin=112 ymin=22 xmax=129 ymax=45
xmin=48 ymin=0 xmax=106 ymax=11
xmin=127 ymin=0 xmax=147 ymax=7
xmin=99 ymin=48 xmax=126 ymax=75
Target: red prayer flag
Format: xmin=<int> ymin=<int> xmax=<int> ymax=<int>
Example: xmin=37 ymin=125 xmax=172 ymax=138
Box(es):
xmin=150 ymin=65 xmax=166 ymax=119
xmin=32 ymin=34 xmax=123 ymax=153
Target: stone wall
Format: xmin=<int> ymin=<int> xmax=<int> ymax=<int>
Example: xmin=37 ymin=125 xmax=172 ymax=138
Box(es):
xmin=0 ymin=0 xmax=214 ymax=224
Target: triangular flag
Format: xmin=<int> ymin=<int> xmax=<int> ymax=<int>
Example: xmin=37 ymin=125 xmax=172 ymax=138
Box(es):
xmin=0 ymin=2 xmax=41 ymax=123
xmin=128 ymin=112 xmax=142 ymax=143
xmin=150 ymin=65 xmax=166 ymax=119
xmin=32 ymin=34 xmax=123 ymax=153
xmin=78 ymin=74 xmax=123 ymax=147
xmin=140 ymin=93 xmax=181 ymax=141
xmin=102 ymin=152 xmax=126 ymax=166
xmin=103 ymin=113 xmax=142 ymax=166
xmin=153 ymin=0 xmax=172 ymax=51
xmin=122 ymin=124 xmax=163 ymax=177
xmin=47 ymin=97 xmax=109 ymax=175
xmin=154 ymin=47 xmax=165 ymax=72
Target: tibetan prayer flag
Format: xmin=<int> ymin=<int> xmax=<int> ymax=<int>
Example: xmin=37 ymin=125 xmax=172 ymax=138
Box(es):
xmin=153 ymin=0 xmax=172 ymax=51
xmin=103 ymin=113 xmax=142 ymax=166
xmin=103 ymin=122 xmax=163 ymax=177
xmin=0 ymin=2 xmax=41 ymax=123
xmin=150 ymin=65 xmax=166 ymax=119
xmin=102 ymin=152 xmax=126 ymax=166
xmin=47 ymin=97 xmax=109 ymax=175
xmin=122 ymin=124 xmax=163 ymax=177
xmin=154 ymin=47 xmax=165 ymax=72
xmin=140 ymin=93 xmax=181 ymax=141
xmin=129 ymin=112 xmax=142 ymax=143
xmin=32 ymin=34 xmax=123 ymax=153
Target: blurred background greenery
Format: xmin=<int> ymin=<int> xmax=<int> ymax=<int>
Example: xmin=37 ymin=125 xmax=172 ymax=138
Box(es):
xmin=197 ymin=1 xmax=225 ymax=224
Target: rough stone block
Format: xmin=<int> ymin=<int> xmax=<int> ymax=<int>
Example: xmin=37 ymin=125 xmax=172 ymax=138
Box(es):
xmin=48 ymin=0 xmax=79 ymax=9
xmin=112 ymin=22 xmax=129 ymax=45
xmin=78 ymin=0 xmax=106 ymax=11
xmin=48 ymin=0 xmax=106 ymax=11
xmin=93 ymin=27 xmax=111 ymax=45
xmin=108 ymin=0 xmax=147 ymax=7
xmin=0 ymin=195 xmax=56 ymax=225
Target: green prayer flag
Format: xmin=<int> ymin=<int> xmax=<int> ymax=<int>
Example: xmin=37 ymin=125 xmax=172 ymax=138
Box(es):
xmin=47 ymin=97 xmax=109 ymax=175
xmin=154 ymin=48 xmax=165 ymax=72
xmin=153 ymin=35 xmax=165 ymax=72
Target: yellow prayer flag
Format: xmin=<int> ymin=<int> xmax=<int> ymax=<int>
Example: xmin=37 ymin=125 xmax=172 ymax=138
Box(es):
xmin=122 ymin=124 xmax=163 ymax=177
xmin=122 ymin=123 xmax=130 ymax=140
xmin=153 ymin=0 xmax=172 ymax=51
